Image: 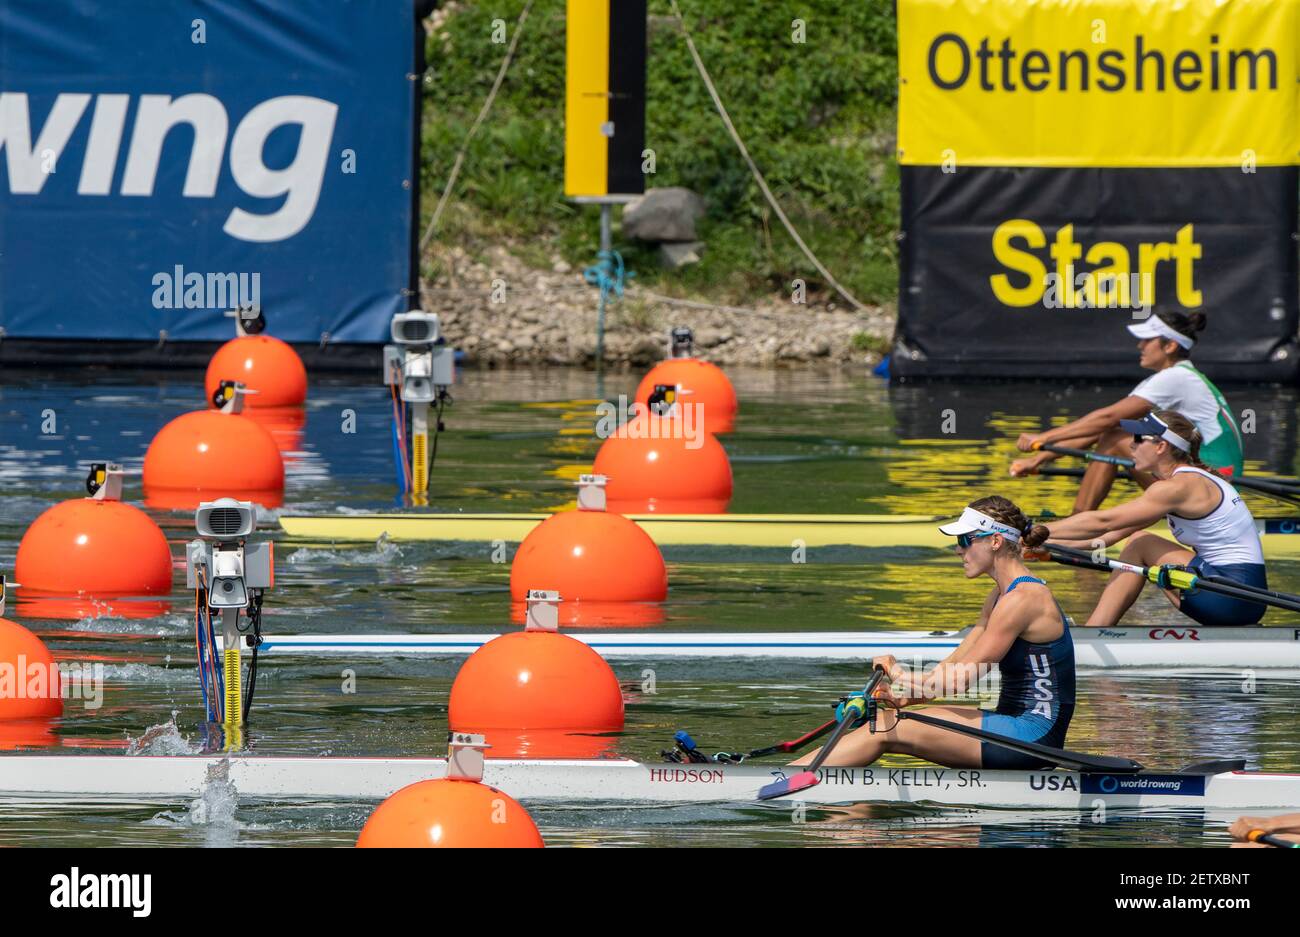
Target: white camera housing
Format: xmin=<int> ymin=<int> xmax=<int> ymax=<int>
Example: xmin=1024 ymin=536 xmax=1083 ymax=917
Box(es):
xmin=391 ymin=311 xmax=441 ymax=346
xmin=195 ymin=499 xmax=257 ymax=541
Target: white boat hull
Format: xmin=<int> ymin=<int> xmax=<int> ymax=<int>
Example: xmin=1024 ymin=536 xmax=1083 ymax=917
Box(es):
xmin=230 ymin=625 xmax=1300 ymax=669
xmin=0 ymin=754 xmax=1296 ymax=810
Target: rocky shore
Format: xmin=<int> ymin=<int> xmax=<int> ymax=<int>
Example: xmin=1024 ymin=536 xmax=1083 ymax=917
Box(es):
xmin=420 ymin=244 xmax=894 ymax=368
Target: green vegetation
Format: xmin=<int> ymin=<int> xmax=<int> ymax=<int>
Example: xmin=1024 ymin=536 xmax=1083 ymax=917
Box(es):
xmin=421 ymin=0 xmax=899 ymax=306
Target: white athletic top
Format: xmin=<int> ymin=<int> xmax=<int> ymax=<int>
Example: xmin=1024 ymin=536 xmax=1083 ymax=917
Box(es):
xmin=1132 ymin=364 xmax=1225 ymax=444
xmin=1165 ymin=466 xmax=1264 ymax=567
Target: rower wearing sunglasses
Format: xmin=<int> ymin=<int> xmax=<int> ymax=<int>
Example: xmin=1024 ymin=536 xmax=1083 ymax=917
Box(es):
xmin=791 ymin=496 xmax=1074 ymax=771
xmin=1041 ymin=409 xmax=1267 ymax=628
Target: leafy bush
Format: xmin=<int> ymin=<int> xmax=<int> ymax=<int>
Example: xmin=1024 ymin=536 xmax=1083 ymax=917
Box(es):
xmin=421 ymin=0 xmax=899 ymax=305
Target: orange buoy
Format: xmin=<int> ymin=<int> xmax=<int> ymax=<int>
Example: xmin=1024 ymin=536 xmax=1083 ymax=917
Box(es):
xmin=357 ymin=735 xmax=543 ymax=848
xmin=143 ymin=383 xmax=284 ymax=510
xmin=0 ymin=617 xmax=62 ymax=721
xmin=357 ymin=778 xmax=543 ymax=847
xmin=510 ymin=475 xmax=667 ymax=618
xmin=204 ymin=309 xmax=307 ymax=407
xmin=634 ymin=328 xmax=737 ymax=434
xmin=592 ymin=413 xmax=732 ymax=513
xmin=449 ymin=592 xmax=624 ymax=757
xmin=15 ymin=463 xmax=172 ymax=597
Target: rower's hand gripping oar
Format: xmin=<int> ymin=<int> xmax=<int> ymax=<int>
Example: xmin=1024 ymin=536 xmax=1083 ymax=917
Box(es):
xmin=757 ymin=666 xmax=888 ymax=801
xmin=1044 ymin=543 xmax=1300 ymax=614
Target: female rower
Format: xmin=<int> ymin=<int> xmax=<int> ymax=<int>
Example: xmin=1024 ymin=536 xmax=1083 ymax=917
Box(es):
xmin=791 ymin=496 xmax=1074 ymax=770
xmin=1042 ymin=409 xmax=1266 ymax=627
xmin=1010 ymin=310 xmax=1244 ymax=511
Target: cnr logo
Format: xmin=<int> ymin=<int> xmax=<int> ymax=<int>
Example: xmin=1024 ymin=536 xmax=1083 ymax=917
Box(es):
xmin=1148 ymin=628 xmax=1200 ymax=641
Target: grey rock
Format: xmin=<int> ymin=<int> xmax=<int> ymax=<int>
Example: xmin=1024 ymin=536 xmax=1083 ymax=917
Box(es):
xmin=623 ymin=188 xmax=706 ymax=242
xmin=658 ymin=240 xmax=705 ymax=269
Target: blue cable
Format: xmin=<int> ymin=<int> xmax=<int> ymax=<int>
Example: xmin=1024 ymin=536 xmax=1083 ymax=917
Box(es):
xmin=390 ymin=410 xmax=408 ymax=495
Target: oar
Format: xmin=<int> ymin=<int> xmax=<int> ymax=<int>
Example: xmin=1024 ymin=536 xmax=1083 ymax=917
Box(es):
xmin=1044 ymin=544 xmax=1300 ymax=614
xmin=1245 ymin=830 xmax=1300 ymax=849
xmin=1036 ymin=465 xmax=1137 ymax=482
xmin=1037 ymin=442 xmax=1134 ymax=468
xmin=892 ymin=709 xmax=1142 ymax=773
xmin=1037 ymin=443 xmax=1300 ymax=503
xmin=757 ymin=666 xmax=888 ymax=800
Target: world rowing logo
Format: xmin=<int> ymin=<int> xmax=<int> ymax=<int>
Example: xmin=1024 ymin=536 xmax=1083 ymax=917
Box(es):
xmin=1148 ymin=628 xmax=1200 ymax=641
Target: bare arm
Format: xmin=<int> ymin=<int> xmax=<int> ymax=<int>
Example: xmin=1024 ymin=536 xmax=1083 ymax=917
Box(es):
xmin=899 ymin=594 xmax=1029 ymax=700
xmin=1045 ymin=482 xmax=1182 ymax=542
xmin=941 ymin=587 xmax=999 ymax=664
xmin=1034 ymin=396 xmax=1153 ymax=447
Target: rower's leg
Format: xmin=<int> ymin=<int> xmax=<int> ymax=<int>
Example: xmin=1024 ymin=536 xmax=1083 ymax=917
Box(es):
xmin=1084 ymin=532 xmax=1193 ymax=626
xmin=1071 ymin=427 xmax=1134 ymax=511
xmin=788 ymin=705 xmax=983 ymax=768
xmin=1072 ymin=462 xmax=1118 ymax=513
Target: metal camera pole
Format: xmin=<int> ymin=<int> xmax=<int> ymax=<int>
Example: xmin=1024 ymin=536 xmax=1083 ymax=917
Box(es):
xmin=383 ymin=311 xmax=456 ymax=504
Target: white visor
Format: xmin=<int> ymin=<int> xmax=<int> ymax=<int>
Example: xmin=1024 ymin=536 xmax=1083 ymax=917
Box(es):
xmin=1127 ymin=317 xmax=1194 ymax=350
xmin=938 ymin=507 xmax=1022 ymax=542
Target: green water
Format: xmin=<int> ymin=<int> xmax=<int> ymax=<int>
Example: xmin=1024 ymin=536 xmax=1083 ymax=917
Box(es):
xmin=1 ymin=367 xmax=1298 ymax=847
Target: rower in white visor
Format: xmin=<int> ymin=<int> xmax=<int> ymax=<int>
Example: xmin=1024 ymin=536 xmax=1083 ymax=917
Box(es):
xmin=1010 ymin=310 xmax=1244 ymax=510
xmin=1041 ymin=409 xmax=1266 ymax=628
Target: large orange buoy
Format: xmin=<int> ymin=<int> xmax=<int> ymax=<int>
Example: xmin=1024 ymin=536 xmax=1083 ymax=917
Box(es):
xmin=143 ymin=382 xmax=284 ymax=510
xmin=357 ymin=734 xmax=543 ymax=848
xmin=0 ymin=617 xmax=63 ymax=721
xmin=15 ymin=464 xmax=172 ymax=597
xmin=634 ymin=327 xmax=738 ymax=434
xmin=509 ymin=476 xmax=666 ymax=626
xmin=450 ymin=592 xmax=623 ymax=758
xmin=592 ymin=413 xmax=732 ymax=513
xmin=204 ymin=310 xmax=307 ymax=407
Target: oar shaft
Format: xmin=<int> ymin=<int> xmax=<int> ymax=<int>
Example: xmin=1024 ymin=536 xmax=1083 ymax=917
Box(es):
xmin=1039 ymin=443 xmax=1134 ymax=468
xmin=897 ymin=710 xmax=1143 ymax=773
xmin=1046 ymin=545 xmax=1300 ymax=613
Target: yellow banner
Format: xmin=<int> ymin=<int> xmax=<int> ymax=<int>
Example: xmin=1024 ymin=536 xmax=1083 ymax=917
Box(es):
xmin=899 ymin=0 xmax=1300 ymax=167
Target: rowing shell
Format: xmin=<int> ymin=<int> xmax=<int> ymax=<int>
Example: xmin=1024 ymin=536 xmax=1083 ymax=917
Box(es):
xmin=0 ymin=755 xmax=1296 ymax=810
xmin=226 ymin=625 xmax=1300 ymax=668
xmin=276 ymin=512 xmax=1300 ymax=558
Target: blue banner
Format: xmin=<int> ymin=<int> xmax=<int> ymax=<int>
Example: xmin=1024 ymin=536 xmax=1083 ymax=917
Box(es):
xmin=0 ymin=0 xmax=418 ymax=343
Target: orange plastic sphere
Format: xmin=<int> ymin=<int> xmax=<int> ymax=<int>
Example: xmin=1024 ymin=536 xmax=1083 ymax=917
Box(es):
xmin=205 ymin=335 xmax=307 ymax=407
xmin=15 ymin=500 xmax=172 ymax=596
xmin=357 ymin=778 xmax=543 ymax=848
xmin=635 ymin=358 xmax=738 ymax=434
xmin=143 ymin=410 xmax=284 ymax=509
xmin=0 ymin=618 xmax=63 ymax=720
xmin=592 ymin=415 xmax=733 ymax=513
xmin=449 ymin=632 xmax=624 ymax=732
xmin=510 ymin=510 xmax=667 ymax=602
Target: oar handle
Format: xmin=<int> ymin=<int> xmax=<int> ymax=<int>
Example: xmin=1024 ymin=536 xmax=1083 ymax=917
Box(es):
xmin=1247 ymin=829 xmax=1300 ymax=848
xmin=1038 ymin=443 xmax=1135 ymax=469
